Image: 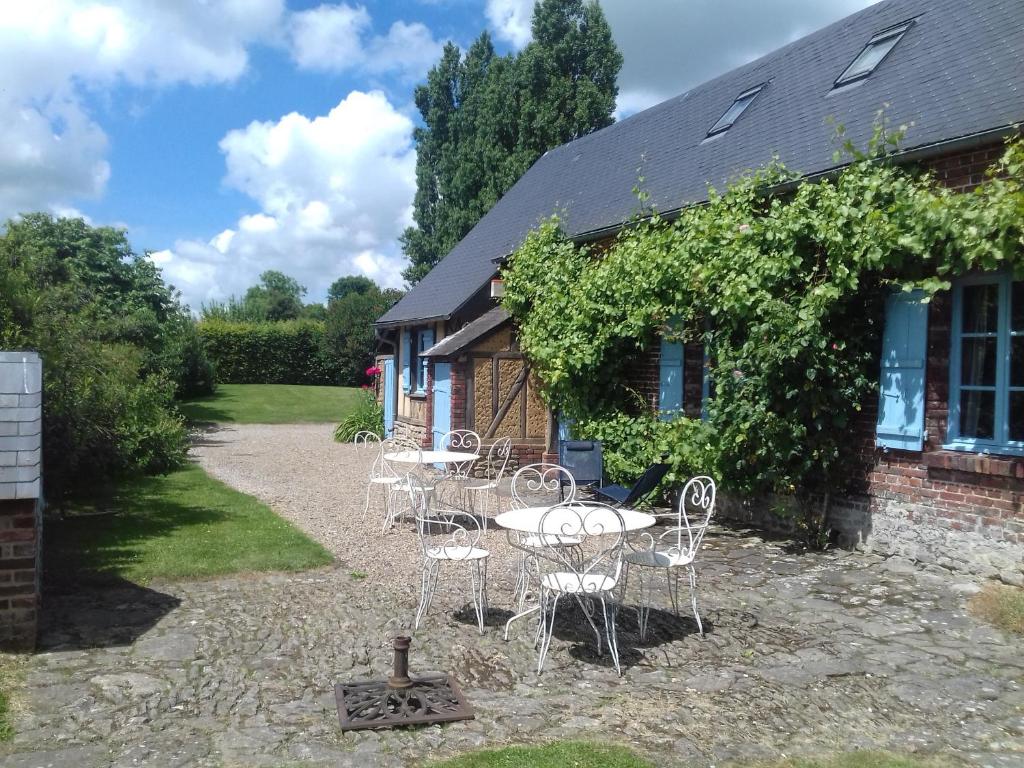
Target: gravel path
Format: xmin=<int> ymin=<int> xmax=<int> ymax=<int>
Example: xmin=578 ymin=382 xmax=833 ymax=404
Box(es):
xmin=190 ymin=423 xmax=523 ymax=596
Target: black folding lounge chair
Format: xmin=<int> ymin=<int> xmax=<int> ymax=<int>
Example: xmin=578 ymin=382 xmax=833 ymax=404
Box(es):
xmin=592 ymin=456 xmax=670 ymax=508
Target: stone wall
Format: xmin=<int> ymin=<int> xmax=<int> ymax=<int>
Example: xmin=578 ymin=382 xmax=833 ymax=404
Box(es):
xmin=0 ymin=351 xmax=43 ymax=650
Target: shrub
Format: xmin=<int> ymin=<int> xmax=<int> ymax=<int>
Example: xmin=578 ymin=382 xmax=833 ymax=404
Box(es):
xmin=575 ymin=410 xmax=716 ymax=494
xmin=198 ymin=319 xmax=343 ymax=385
xmin=333 ymin=390 xmax=384 ymax=442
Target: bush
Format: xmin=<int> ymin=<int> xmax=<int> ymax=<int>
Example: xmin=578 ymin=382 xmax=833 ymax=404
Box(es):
xmin=154 ymin=318 xmax=217 ymax=399
xmin=575 ymin=410 xmax=716 ymax=493
xmin=41 ymin=335 xmax=188 ymax=501
xmin=198 ymin=319 xmax=343 ymax=385
xmin=333 ymin=390 xmax=384 ymax=442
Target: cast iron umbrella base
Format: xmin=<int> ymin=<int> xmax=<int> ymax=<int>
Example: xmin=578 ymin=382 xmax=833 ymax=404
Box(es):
xmin=335 ymin=636 xmax=474 ymax=731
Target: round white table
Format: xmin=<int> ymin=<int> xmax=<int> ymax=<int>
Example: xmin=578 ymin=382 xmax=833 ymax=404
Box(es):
xmin=495 ymin=505 xmax=655 ymax=533
xmin=496 ymin=504 xmax=655 ymax=639
xmin=384 ymin=450 xmax=479 ymax=464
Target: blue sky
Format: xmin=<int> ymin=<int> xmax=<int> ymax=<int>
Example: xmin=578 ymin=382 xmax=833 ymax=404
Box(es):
xmin=0 ymin=0 xmax=878 ymax=311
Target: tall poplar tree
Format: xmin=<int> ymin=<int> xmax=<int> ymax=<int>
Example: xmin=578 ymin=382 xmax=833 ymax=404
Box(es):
xmin=400 ymin=0 xmax=622 ymax=284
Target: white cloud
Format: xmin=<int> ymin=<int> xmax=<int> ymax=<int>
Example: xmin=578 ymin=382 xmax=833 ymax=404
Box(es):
xmin=0 ymin=0 xmax=285 ymax=220
xmin=601 ymin=0 xmax=882 ymax=117
xmin=485 ymin=0 xmax=533 ymax=49
xmin=484 ymin=0 xmax=881 ymax=117
xmin=156 ymin=91 xmax=415 ymax=311
xmin=288 ymin=3 xmax=444 ymax=82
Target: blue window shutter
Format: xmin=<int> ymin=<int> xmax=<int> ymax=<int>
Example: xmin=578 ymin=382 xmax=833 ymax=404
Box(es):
xmin=876 ymin=290 xmax=928 ymax=450
xmin=658 ymin=340 xmax=684 ymax=420
xmin=419 ymin=329 xmax=434 ymax=392
xmin=401 ymin=330 xmax=411 ymax=392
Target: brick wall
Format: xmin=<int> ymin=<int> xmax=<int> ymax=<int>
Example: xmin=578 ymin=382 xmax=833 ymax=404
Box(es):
xmin=621 ymin=142 xmax=1024 ymax=581
xmin=717 ymin=142 xmax=1024 ymax=581
xmin=0 ymin=351 xmax=43 ymax=650
xmin=450 ymin=362 xmax=467 ymax=431
xmin=0 ymin=499 xmax=40 ymax=650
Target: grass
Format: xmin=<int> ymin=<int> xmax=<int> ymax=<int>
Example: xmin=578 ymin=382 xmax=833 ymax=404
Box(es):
xmin=742 ymin=753 xmax=960 ymax=768
xmin=429 ymin=742 xmax=654 ymax=768
xmin=0 ymin=654 xmax=22 ymax=743
xmin=49 ymin=463 xmax=332 ymax=585
xmin=178 ymin=383 xmax=361 ymax=424
xmin=430 ymin=746 xmax=958 ymax=768
xmin=969 ymin=582 xmax=1024 ymax=634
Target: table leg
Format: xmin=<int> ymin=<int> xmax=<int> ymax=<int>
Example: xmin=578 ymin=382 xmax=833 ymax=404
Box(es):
xmin=503 ymin=603 xmax=539 ymax=641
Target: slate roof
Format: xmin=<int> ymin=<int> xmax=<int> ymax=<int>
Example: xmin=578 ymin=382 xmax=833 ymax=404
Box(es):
xmin=422 ymin=307 xmax=510 ymax=358
xmin=378 ymin=0 xmax=1024 ymax=326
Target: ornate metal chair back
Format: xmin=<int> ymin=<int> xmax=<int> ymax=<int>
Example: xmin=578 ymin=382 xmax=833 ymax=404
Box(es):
xmin=509 ymin=463 xmax=577 ymax=509
xmin=664 ymin=475 xmax=716 ymax=559
xmin=536 ymin=501 xmax=625 ymax=594
xmin=354 ymin=431 xmax=381 ymax=450
xmin=407 ymin=475 xmax=480 ymax=560
xmin=484 ymin=436 xmax=513 ymax=482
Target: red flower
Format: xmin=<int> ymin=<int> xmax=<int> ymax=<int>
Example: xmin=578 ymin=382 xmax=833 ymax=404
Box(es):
xmin=361 ymin=384 xmax=370 ymax=390
xmin=365 ymin=366 xmax=382 ymax=376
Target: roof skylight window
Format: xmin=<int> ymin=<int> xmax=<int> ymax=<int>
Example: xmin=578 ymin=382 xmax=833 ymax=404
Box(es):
xmin=834 ymin=20 xmax=913 ymax=87
xmin=707 ymin=84 xmax=765 ymax=137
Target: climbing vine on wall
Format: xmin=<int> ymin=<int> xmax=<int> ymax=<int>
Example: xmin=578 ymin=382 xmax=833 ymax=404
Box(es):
xmin=503 ymin=128 xmax=1024 ymax=497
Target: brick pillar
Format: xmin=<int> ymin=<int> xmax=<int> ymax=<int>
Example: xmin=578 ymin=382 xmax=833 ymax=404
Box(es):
xmin=0 ymin=351 xmax=43 ymax=651
xmin=0 ymin=499 xmax=40 ymax=650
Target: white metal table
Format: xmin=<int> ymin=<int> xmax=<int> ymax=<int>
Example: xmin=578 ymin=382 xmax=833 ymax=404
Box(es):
xmin=495 ymin=505 xmax=656 ymax=639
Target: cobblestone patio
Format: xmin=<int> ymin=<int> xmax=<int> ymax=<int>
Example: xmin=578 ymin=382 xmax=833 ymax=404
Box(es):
xmin=1 ymin=425 xmax=1022 ymax=767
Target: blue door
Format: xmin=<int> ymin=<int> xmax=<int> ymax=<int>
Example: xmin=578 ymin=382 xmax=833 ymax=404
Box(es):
xmin=432 ymin=362 xmax=452 ymax=453
xmin=382 ymin=358 xmax=395 ymax=437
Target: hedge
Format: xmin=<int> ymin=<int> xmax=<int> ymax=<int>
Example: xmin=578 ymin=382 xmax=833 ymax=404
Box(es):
xmin=198 ymin=319 xmax=343 ymax=385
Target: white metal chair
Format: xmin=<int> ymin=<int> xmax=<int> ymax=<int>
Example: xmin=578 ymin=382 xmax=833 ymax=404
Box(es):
xmin=534 ymin=501 xmax=626 ymax=675
xmin=364 ymin=441 xmax=400 ymax=525
xmin=385 ymin=444 xmax=437 ymax=533
xmin=438 ymin=430 xmax=481 ymax=479
xmin=408 ymin=475 xmax=490 ymax=634
xmin=508 ymin=463 xmax=578 ymax=611
xmin=464 ymin=437 xmax=512 ymax=532
xmin=623 ymin=475 xmax=716 ymax=640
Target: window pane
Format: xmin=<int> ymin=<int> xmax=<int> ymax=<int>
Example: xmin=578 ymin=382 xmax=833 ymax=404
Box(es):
xmin=1013 ymin=336 xmax=1024 ymax=387
xmin=960 ymin=390 xmax=996 ymax=440
xmin=1011 ymin=392 xmax=1024 ymax=442
xmin=1013 ymin=281 xmax=1024 ymax=332
xmin=961 ymin=338 xmax=998 ymax=386
xmin=845 ymin=39 xmax=895 ymax=78
xmin=962 ymin=283 xmax=1000 ymax=333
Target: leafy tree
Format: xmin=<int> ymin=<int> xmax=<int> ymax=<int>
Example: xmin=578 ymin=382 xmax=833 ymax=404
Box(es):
xmin=243 ymin=270 xmax=306 ymax=321
xmin=0 ymin=214 xmax=205 ymax=501
xmin=327 ymin=275 xmax=376 ymax=303
xmin=401 ymin=0 xmax=621 ymax=284
xmin=324 ymin=282 xmax=404 ymax=385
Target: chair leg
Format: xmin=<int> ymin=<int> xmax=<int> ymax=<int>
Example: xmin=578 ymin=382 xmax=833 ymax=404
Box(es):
xmin=575 ymin=594 xmax=603 ymax=656
xmin=600 ymin=597 xmax=622 ymax=676
xmin=633 ymin=565 xmax=655 ymax=642
xmin=688 ymin=565 xmax=704 ymax=638
xmin=469 ymin=559 xmax=486 ymax=634
xmin=415 ymin=558 xmax=439 ymax=629
xmin=536 ymin=589 xmax=560 ymax=675
xmin=363 ymin=480 xmax=373 ymax=519
xmin=667 ymin=567 xmax=681 ymax=615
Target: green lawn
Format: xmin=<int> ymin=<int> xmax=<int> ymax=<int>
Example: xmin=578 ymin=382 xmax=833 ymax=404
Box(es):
xmin=746 ymin=754 xmax=959 ymax=768
xmin=179 ymin=383 xmax=361 ymax=424
xmin=49 ymin=463 xmax=332 ymax=585
xmin=430 ymin=746 xmax=957 ymax=768
xmin=430 ymin=742 xmax=654 ymax=768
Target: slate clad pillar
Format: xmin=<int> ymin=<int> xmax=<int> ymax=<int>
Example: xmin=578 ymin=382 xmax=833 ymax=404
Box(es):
xmin=0 ymin=351 xmax=43 ymax=651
